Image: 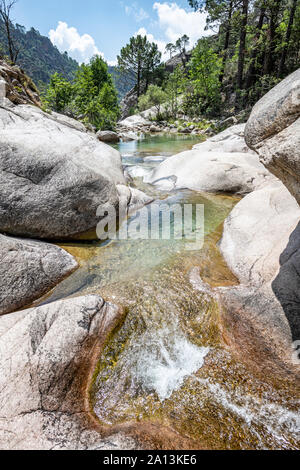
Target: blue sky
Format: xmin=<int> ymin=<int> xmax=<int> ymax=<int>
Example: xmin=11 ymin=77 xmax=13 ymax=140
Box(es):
xmin=13 ymin=1 xmax=209 ymax=64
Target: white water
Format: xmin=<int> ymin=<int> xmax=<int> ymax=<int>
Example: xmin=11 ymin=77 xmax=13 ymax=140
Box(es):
xmin=194 ymin=377 xmax=300 ymax=448
xmin=133 ymin=325 xmax=209 ymax=401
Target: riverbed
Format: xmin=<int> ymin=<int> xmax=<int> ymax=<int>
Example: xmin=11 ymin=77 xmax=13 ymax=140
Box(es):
xmin=40 ymin=134 xmax=300 ymax=450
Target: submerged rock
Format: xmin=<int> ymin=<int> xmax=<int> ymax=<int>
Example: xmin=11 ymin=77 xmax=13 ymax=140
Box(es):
xmin=0 ymin=295 xmax=138 ymax=450
xmin=0 ymin=234 xmax=77 ymax=315
xmin=245 ymin=68 xmax=300 ymax=204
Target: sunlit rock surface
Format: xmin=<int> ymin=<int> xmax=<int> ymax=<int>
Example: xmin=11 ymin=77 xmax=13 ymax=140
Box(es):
xmin=245 ymin=68 xmax=300 ymax=204
xmin=147 ymin=124 xmax=277 ymax=194
xmin=0 ymin=295 xmax=140 ymax=450
xmin=0 ymin=234 xmax=77 ymax=315
xmin=0 ymin=102 xmax=150 ymax=239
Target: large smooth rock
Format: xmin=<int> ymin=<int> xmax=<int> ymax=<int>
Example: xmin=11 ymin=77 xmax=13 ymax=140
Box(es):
xmin=220 ymin=182 xmax=300 ymax=286
xmin=272 ymin=221 xmax=300 ymax=345
xmin=0 ymin=234 xmax=77 ymax=315
xmin=193 ymin=124 xmax=255 ymax=154
xmin=245 ymin=68 xmax=300 ymax=146
xmin=147 ymin=123 xmax=275 ymax=194
xmin=245 ymin=68 xmax=300 ymax=204
xmin=219 ymin=182 xmax=300 ymax=380
xmin=0 ymin=295 xmax=139 ymax=450
xmin=118 ymin=113 xmax=151 ymax=129
xmin=0 ymin=103 xmax=126 ymax=239
xmin=147 ymin=150 xmax=274 ymax=194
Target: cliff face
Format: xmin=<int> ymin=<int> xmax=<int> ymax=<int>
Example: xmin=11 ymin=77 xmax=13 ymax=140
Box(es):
xmin=165 ymin=51 xmax=192 ymax=73
xmin=0 ymin=59 xmax=41 ymax=106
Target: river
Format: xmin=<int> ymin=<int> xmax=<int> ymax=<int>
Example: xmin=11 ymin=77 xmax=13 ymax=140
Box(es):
xmin=39 ymin=134 xmax=300 ymax=450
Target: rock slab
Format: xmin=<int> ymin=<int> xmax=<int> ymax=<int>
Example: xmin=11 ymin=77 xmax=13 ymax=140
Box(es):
xmin=0 ymin=295 xmax=139 ymax=450
xmin=0 ymin=234 xmax=78 ymax=315
xmin=0 ymin=103 xmax=125 ymax=239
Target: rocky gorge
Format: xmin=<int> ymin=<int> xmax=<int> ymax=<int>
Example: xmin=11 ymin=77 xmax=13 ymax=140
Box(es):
xmin=0 ymin=62 xmax=299 ymax=450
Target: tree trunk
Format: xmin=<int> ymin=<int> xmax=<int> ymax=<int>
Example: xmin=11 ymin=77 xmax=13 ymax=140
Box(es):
xmin=237 ymin=0 xmax=249 ymax=90
xmin=245 ymin=5 xmax=266 ymax=90
xmin=277 ymin=0 xmax=298 ymax=77
xmin=219 ymin=0 xmax=233 ymax=83
xmin=137 ymin=65 xmax=141 ymax=99
xmin=263 ymin=0 xmax=282 ymax=76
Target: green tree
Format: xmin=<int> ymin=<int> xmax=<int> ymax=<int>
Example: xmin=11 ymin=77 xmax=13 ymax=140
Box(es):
xmin=165 ymin=42 xmax=176 ymax=59
xmin=164 ymin=65 xmax=186 ymax=118
xmin=43 ymin=72 xmax=73 ymax=113
xmin=138 ymin=84 xmax=167 ymax=117
xmin=189 ymin=39 xmax=222 ymax=114
xmin=117 ymin=35 xmax=161 ymax=98
xmin=44 ymin=55 xmax=119 ymax=131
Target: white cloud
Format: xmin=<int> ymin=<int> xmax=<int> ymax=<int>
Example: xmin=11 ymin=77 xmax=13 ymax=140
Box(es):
xmin=153 ymin=2 xmax=209 ymax=46
xmin=125 ymin=3 xmax=149 ymax=22
xmin=135 ymin=26 xmax=168 ymax=61
xmin=49 ymin=21 xmax=104 ymax=64
xmin=135 ymin=3 xmax=211 ymax=63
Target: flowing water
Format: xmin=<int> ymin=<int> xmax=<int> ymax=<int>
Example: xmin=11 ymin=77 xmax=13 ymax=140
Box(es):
xmin=41 ymin=134 xmax=300 ymax=450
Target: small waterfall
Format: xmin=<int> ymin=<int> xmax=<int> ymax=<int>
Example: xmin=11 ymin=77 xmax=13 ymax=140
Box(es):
xmin=132 ymin=325 xmax=209 ymax=401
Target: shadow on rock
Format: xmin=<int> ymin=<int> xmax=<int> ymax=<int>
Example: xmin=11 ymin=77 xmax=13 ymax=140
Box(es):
xmin=272 ymin=221 xmax=300 ymax=344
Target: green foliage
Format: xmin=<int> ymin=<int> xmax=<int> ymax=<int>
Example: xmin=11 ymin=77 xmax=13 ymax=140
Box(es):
xmin=188 ymin=39 xmax=222 ymax=115
xmin=138 ymin=84 xmax=167 ymax=116
xmin=42 ymin=72 xmax=74 ymax=113
xmin=164 ymin=66 xmax=187 ymax=118
xmin=44 ymin=55 xmax=120 ymax=131
xmin=188 ymin=0 xmax=300 ymax=109
xmin=117 ymin=35 xmax=162 ymax=97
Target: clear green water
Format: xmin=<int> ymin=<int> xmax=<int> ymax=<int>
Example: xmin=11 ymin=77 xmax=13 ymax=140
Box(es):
xmin=42 ymin=134 xmax=300 ymax=450
xmin=114 ymin=133 xmax=205 ymax=158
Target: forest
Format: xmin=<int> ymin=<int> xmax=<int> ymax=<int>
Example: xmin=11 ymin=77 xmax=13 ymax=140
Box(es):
xmin=0 ymin=0 xmax=299 ymax=130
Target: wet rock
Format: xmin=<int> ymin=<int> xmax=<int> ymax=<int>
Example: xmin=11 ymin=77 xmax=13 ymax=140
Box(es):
xmin=0 ymin=295 xmax=139 ymax=450
xmin=116 ymin=184 xmax=153 ymax=215
xmin=245 ymin=68 xmax=300 ymax=204
xmin=150 ymin=124 xmax=161 ymax=133
xmin=0 ymin=234 xmax=77 ymax=315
